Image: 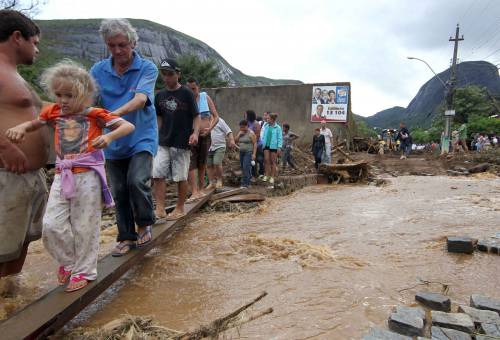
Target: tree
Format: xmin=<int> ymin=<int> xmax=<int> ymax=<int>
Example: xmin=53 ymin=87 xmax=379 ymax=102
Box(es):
xmin=177 ymin=54 xmax=229 ymax=88
xmin=354 ymin=117 xmax=378 ymax=138
xmin=430 ymin=85 xmax=498 ymax=139
xmin=452 ymin=85 xmax=494 ymax=124
xmin=1 ymin=0 xmax=47 ymax=16
xmin=467 ymin=115 xmax=500 ymax=136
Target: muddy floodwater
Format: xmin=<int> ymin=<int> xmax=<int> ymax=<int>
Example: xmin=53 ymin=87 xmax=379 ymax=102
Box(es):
xmin=3 ymin=176 xmax=500 ymax=339
xmin=72 ymin=176 xmax=499 ymax=339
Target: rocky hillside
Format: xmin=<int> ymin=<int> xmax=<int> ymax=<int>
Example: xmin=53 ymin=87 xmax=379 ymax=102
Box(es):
xmin=35 ymin=19 xmax=301 ymax=87
xmin=365 ymin=61 xmax=500 ymax=128
xmin=364 ymin=106 xmax=405 ymax=129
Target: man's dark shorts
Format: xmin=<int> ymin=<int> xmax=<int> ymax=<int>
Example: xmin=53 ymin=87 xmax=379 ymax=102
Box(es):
xmin=190 ymin=134 xmax=211 ymax=170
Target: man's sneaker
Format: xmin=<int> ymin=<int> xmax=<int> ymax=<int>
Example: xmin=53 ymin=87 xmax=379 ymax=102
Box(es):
xmin=400 ymin=155 xmax=405 ymax=160
xmin=258 ymin=175 xmax=265 ymax=180
xmin=269 ymin=177 xmax=275 ymax=184
xmin=262 ymin=176 xmax=268 ymax=182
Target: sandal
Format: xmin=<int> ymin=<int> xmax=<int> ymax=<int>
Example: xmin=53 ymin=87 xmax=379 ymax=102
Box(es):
xmin=111 ymin=242 xmax=136 ymax=257
xmin=57 ymin=266 xmax=71 ymax=285
xmin=137 ymin=226 xmax=152 ymax=248
xmin=65 ymin=274 xmax=89 ymax=292
xmin=165 ymin=211 xmax=187 ymax=221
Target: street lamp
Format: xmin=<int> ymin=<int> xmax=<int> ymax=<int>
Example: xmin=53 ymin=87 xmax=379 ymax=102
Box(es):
xmin=407 ymin=56 xmax=453 ymax=154
xmin=407 ymin=57 xmax=448 ymax=89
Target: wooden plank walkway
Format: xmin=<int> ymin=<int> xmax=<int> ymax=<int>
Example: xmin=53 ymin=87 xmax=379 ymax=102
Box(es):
xmin=0 ymin=192 xmax=213 ymax=340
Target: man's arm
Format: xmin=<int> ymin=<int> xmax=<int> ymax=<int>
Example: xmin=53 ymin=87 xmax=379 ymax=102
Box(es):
xmin=111 ymin=93 xmax=148 ymax=117
xmin=0 ymin=135 xmax=27 ymax=173
xmin=189 ymin=115 xmax=201 ymax=146
xmin=250 ymin=132 xmax=257 ymax=160
xmin=110 ymin=63 xmax=158 ymax=117
xmin=226 ymin=132 xmax=236 ymax=149
xmin=206 ymin=95 xmax=219 ymax=132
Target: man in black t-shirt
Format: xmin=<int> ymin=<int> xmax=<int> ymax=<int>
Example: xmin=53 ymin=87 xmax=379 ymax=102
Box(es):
xmin=152 ymin=58 xmax=200 ymax=221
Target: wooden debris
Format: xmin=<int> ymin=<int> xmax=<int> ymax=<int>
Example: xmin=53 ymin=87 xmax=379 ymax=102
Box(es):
xmin=319 ymin=160 xmax=369 ymax=182
xmin=333 ymin=145 xmax=355 ymax=162
xmin=210 ymin=187 xmax=248 ymax=202
xmin=64 ymin=292 xmax=272 ymax=340
xmin=219 ymin=193 xmax=266 ymax=203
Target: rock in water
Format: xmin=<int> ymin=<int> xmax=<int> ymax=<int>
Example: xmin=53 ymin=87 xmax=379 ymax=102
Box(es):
xmin=458 ymin=305 xmax=500 ymax=326
xmin=388 ymin=306 xmax=425 ymax=336
xmin=446 ymin=236 xmax=477 ymax=254
xmin=415 ymin=292 xmax=451 ymax=312
xmin=476 ymin=240 xmax=490 ymax=252
xmin=431 ymin=326 xmax=472 ymax=340
xmin=470 ymin=294 xmax=500 ymax=315
xmin=431 ymin=311 xmax=475 ymax=333
xmin=481 ymin=322 xmax=500 ymax=336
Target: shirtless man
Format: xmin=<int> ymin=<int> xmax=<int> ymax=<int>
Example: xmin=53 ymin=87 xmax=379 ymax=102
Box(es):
xmin=186 ymin=78 xmax=219 ymax=200
xmin=0 ymin=10 xmax=49 ymax=277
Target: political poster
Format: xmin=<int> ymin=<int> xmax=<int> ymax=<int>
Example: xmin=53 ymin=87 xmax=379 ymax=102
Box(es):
xmin=311 ymin=85 xmax=349 ymax=122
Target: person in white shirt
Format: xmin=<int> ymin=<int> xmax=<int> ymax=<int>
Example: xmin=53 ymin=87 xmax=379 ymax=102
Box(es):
xmin=206 ymin=117 xmax=235 ymax=190
xmin=320 ymin=120 xmax=333 ymax=164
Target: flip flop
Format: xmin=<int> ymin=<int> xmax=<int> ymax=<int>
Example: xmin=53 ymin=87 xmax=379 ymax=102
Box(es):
xmin=111 ymin=242 xmax=136 ymax=257
xmin=186 ymin=196 xmax=203 ymax=203
xmin=65 ymin=274 xmax=89 ymax=292
xmin=137 ymin=226 xmax=152 ymax=248
xmin=165 ymin=211 xmax=187 ymax=221
xmin=57 ymin=266 xmax=71 ymax=286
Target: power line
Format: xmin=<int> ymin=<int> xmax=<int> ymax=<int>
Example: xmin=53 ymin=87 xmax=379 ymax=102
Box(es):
xmin=458 ymin=0 xmax=478 ymax=29
xmin=483 ymin=46 xmax=500 ymax=60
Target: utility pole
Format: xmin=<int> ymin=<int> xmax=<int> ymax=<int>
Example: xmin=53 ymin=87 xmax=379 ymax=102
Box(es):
xmin=442 ymin=24 xmax=464 ymax=154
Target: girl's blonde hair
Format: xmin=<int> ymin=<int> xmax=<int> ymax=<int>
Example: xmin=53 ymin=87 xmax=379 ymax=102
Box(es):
xmin=40 ymin=59 xmax=96 ymax=109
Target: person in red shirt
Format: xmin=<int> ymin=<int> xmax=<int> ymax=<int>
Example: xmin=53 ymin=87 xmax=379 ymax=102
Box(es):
xmin=6 ymin=60 xmax=134 ymax=292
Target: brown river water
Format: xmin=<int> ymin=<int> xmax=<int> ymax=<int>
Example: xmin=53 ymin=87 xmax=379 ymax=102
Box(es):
xmin=2 ymin=176 xmax=500 ymax=339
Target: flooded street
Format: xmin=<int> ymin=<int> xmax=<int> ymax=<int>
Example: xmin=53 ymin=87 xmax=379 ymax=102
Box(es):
xmin=74 ymin=176 xmax=500 ymax=339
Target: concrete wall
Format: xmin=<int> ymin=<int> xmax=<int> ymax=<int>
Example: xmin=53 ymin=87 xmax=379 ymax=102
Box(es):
xmin=206 ymin=82 xmax=355 ymax=146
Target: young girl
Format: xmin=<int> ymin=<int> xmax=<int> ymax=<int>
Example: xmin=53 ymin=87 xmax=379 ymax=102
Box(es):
xmin=235 ymin=120 xmax=257 ymax=188
xmin=262 ymin=112 xmax=283 ymax=188
xmin=6 ymin=60 xmax=134 ymax=292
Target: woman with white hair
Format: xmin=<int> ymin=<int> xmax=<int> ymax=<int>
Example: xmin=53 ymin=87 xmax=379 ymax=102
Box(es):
xmin=90 ymin=19 xmax=159 ymax=257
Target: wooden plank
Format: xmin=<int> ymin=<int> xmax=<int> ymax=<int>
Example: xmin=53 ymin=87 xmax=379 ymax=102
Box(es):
xmin=333 ymin=146 xmax=355 ymax=162
xmin=0 ymin=192 xmax=213 ymax=340
xmin=219 ymin=194 xmax=266 ymax=203
xmin=210 ymin=187 xmax=248 ymax=201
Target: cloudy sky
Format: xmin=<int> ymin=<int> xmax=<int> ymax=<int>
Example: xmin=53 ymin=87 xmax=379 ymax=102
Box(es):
xmin=36 ymin=0 xmax=500 ymax=117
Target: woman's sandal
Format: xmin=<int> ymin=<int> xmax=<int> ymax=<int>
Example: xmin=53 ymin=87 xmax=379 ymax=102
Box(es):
xmin=57 ymin=266 xmax=71 ymax=286
xmin=137 ymin=226 xmax=152 ymax=248
xmin=111 ymin=242 xmax=136 ymax=257
xmin=65 ymin=274 xmax=89 ymax=292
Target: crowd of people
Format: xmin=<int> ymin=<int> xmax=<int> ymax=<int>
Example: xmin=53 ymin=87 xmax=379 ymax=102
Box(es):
xmin=378 ymin=122 xmax=498 ymax=156
xmin=0 ymin=13 xmax=340 ymax=292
